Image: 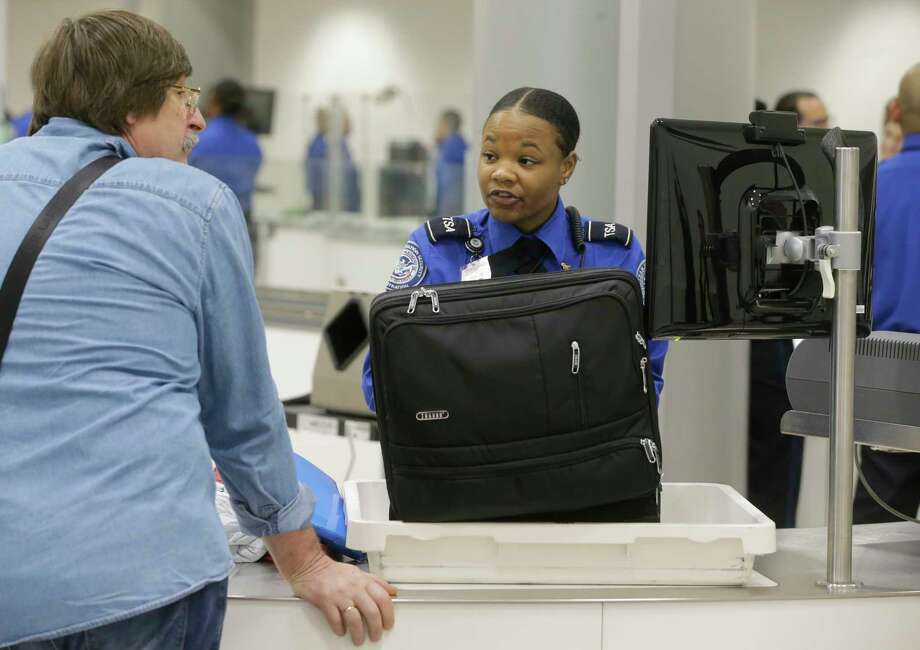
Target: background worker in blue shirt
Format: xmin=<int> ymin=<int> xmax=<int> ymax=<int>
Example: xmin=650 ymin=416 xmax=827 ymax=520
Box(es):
xmin=433 ymin=108 xmax=467 ymax=216
xmin=0 ymin=11 xmax=394 ymax=648
xmin=189 ymin=78 xmax=262 ymax=266
xmin=362 ymin=87 xmax=667 ymax=411
xmin=9 ymin=109 xmax=33 ymax=138
xmin=854 ymin=63 xmax=920 ymax=524
xmin=306 ymin=106 xmax=361 ymax=212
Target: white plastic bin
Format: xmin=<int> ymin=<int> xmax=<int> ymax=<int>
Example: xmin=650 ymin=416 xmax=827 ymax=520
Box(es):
xmin=344 ymin=481 xmax=775 ymax=586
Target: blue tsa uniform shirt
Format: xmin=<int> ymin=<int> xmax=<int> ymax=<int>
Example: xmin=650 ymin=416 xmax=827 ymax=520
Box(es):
xmin=873 ymin=132 xmax=920 ymax=333
xmin=362 ymin=199 xmax=667 ymax=410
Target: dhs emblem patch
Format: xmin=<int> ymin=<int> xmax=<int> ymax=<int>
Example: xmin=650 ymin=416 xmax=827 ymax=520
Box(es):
xmin=387 ymin=241 xmax=428 ymax=290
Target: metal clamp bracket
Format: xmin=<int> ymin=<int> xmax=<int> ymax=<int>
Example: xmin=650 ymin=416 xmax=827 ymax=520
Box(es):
xmin=766 ymin=226 xmax=862 ymax=300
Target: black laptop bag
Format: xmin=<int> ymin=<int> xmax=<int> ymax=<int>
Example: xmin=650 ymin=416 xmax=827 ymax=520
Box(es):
xmin=368 ymin=268 xmax=663 ymax=523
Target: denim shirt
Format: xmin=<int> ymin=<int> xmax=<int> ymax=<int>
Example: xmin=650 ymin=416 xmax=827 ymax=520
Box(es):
xmin=0 ymin=118 xmax=312 ymax=646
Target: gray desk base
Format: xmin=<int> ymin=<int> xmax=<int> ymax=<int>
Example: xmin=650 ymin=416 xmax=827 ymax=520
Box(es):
xmin=224 ymin=522 xmax=920 ymax=649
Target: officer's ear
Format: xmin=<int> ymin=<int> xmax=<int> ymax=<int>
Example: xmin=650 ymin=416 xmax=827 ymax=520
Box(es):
xmin=560 ymin=151 xmax=578 ymax=186
xmin=890 ymin=99 xmax=902 ymax=125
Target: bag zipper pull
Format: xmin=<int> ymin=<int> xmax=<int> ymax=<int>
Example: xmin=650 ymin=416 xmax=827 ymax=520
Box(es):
xmin=640 ymin=438 xmax=662 ymax=475
xmin=406 ymin=287 xmax=440 ymax=314
xmin=407 ymin=289 xmax=421 ymax=314
xmin=425 ymin=287 xmax=440 ymax=313
xmin=635 ymin=330 xmax=647 ymax=350
xmin=640 ymin=356 xmax=648 ymax=394
xmin=641 ymin=438 xmax=663 ymax=508
xmin=570 ymin=340 xmax=580 ymax=374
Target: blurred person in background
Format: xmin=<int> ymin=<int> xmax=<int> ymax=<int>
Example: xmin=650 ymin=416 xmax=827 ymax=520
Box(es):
xmin=306 ymin=105 xmax=361 ymax=212
xmin=7 ymin=109 xmax=33 ymax=138
xmin=0 ymin=11 xmax=394 ymax=648
xmin=775 ymin=90 xmax=829 ymax=128
xmin=880 ymin=96 xmax=903 ymax=161
xmin=747 ymin=90 xmax=829 ymax=528
xmin=854 ymin=63 xmax=920 ymax=523
xmin=433 ymin=108 xmax=467 ymax=216
xmin=189 ymin=78 xmax=263 ymax=267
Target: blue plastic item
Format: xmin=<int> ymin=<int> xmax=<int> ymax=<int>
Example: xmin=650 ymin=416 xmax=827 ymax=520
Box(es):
xmin=293 ymin=453 xmax=366 ymax=561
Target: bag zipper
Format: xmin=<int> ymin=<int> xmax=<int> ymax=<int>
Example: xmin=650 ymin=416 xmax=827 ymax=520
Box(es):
xmin=372 ymin=268 xmax=641 ymax=320
xmin=394 ymin=292 xmax=632 ymax=328
xmin=407 ymin=287 xmax=440 ymax=314
xmin=393 ymin=436 xmax=647 ymax=480
xmin=571 ymin=340 xmax=585 ymax=427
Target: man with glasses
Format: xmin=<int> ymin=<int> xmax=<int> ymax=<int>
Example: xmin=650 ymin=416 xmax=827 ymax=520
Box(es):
xmin=0 ymin=11 xmax=395 ymax=649
xmin=775 ymin=90 xmax=830 ymax=129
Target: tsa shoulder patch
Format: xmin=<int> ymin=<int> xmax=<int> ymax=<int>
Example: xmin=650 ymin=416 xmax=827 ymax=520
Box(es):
xmin=425 ymin=216 xmax=473 ymax=243
xmin=585 ymin=220 xmax=633 ymax=248
xmin=386 ymin=241 xmax=428 ymax=290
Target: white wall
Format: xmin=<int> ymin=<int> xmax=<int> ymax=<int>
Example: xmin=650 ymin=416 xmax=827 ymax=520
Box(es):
xmin=253 ymin=0 xmax=473 ymax=164
xmin=642 ymin=0 xmax=757 ymax=494
xmin=471 ymin=0 xmax=620 ymax=227
xmin=0 ymin=0 xmax=6 ymax=111
xmin=5 ymin=0 xmax=122 ymax=114
xmin=4 ymin=0 xmax=253 ymax=116
xmin=161 ymin=0 xmax=254 ymax=90
xmin=756 ymin=0 xmax=920 ymax=139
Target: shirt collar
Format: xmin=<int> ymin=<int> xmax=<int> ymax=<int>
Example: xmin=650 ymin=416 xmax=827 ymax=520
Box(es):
xmin=487 ymin=197 xmax=572 ymax=264
xmin=901 ymin=132 xmax=920 ymax=152
xmin=34 ymin=117 xmax=138 ymax=159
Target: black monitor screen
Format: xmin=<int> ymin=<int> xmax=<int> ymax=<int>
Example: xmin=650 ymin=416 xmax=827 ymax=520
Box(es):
xmin=244 ymin=88 xmax=275 ymax=135
xmin=646 ymin=116 xmax=877 ymax=340
xmin=324 ymin=299 xmax=369 ymax=371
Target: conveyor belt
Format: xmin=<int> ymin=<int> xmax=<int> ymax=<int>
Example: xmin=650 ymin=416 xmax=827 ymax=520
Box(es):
xmin=256 ymin=286 xmax=328 ymax=330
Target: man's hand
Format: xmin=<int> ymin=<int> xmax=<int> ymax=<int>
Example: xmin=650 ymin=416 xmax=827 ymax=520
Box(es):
xmin=263 ymin=526 xmax=397 ymax=645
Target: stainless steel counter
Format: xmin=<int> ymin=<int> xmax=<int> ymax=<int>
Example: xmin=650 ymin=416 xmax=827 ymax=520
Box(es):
xmin=229 ymin=521 xmax=920 ymax=604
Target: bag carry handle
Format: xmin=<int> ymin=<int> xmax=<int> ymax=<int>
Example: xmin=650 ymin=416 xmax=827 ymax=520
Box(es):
xmin=0 ymin=155 xmax=122 ymax=367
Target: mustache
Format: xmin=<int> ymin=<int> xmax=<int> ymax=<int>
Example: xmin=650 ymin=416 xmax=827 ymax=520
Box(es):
xmin=182 ymin=132 xmax=199 ymax=154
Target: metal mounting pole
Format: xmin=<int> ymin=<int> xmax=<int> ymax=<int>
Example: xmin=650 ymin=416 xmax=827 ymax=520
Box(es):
xmin=824 ymin=146 xmax=861 ymax=591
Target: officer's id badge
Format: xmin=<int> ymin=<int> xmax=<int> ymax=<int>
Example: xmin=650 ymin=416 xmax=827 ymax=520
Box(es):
xmin=460 ymin=256 xmax=492 ymax=282
xmin=386 ymin=241 xmax=427 ymax=290
xmin=636 ymin=259 xmax=646 ymax=304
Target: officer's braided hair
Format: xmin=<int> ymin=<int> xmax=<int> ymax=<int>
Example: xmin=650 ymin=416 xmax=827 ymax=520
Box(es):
xmin=487 ymin=87 xmax=580 ymax=157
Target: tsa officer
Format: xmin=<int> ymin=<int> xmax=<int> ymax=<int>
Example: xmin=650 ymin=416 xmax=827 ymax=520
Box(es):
xmin=362 ymin=87 xmax=667 ymax=410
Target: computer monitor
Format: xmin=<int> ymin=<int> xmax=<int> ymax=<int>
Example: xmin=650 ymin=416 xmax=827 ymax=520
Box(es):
xmin=646 ymin=113 xmax=877 ymax=340
xmin=243 ymin=87 xmax=275 ymax=135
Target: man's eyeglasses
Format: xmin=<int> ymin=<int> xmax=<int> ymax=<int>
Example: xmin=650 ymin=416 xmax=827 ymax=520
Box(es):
xmin=171 ymin=84 xmax=201 ymax=114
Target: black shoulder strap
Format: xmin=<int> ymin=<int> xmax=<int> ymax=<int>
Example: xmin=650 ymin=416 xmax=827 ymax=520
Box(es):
xmin=0 ymin=155 xmax=122 ymax=367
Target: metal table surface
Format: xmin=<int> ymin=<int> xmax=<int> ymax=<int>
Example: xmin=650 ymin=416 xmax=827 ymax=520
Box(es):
xmin=228 ymin=521 xmax=920 ymax=604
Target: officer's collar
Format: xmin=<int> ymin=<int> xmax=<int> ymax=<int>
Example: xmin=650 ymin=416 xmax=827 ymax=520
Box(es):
xmin=487 ymin=198 xmax=571 ymax=264
xmin=34 ymin=117 xmax=138 ymax=159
